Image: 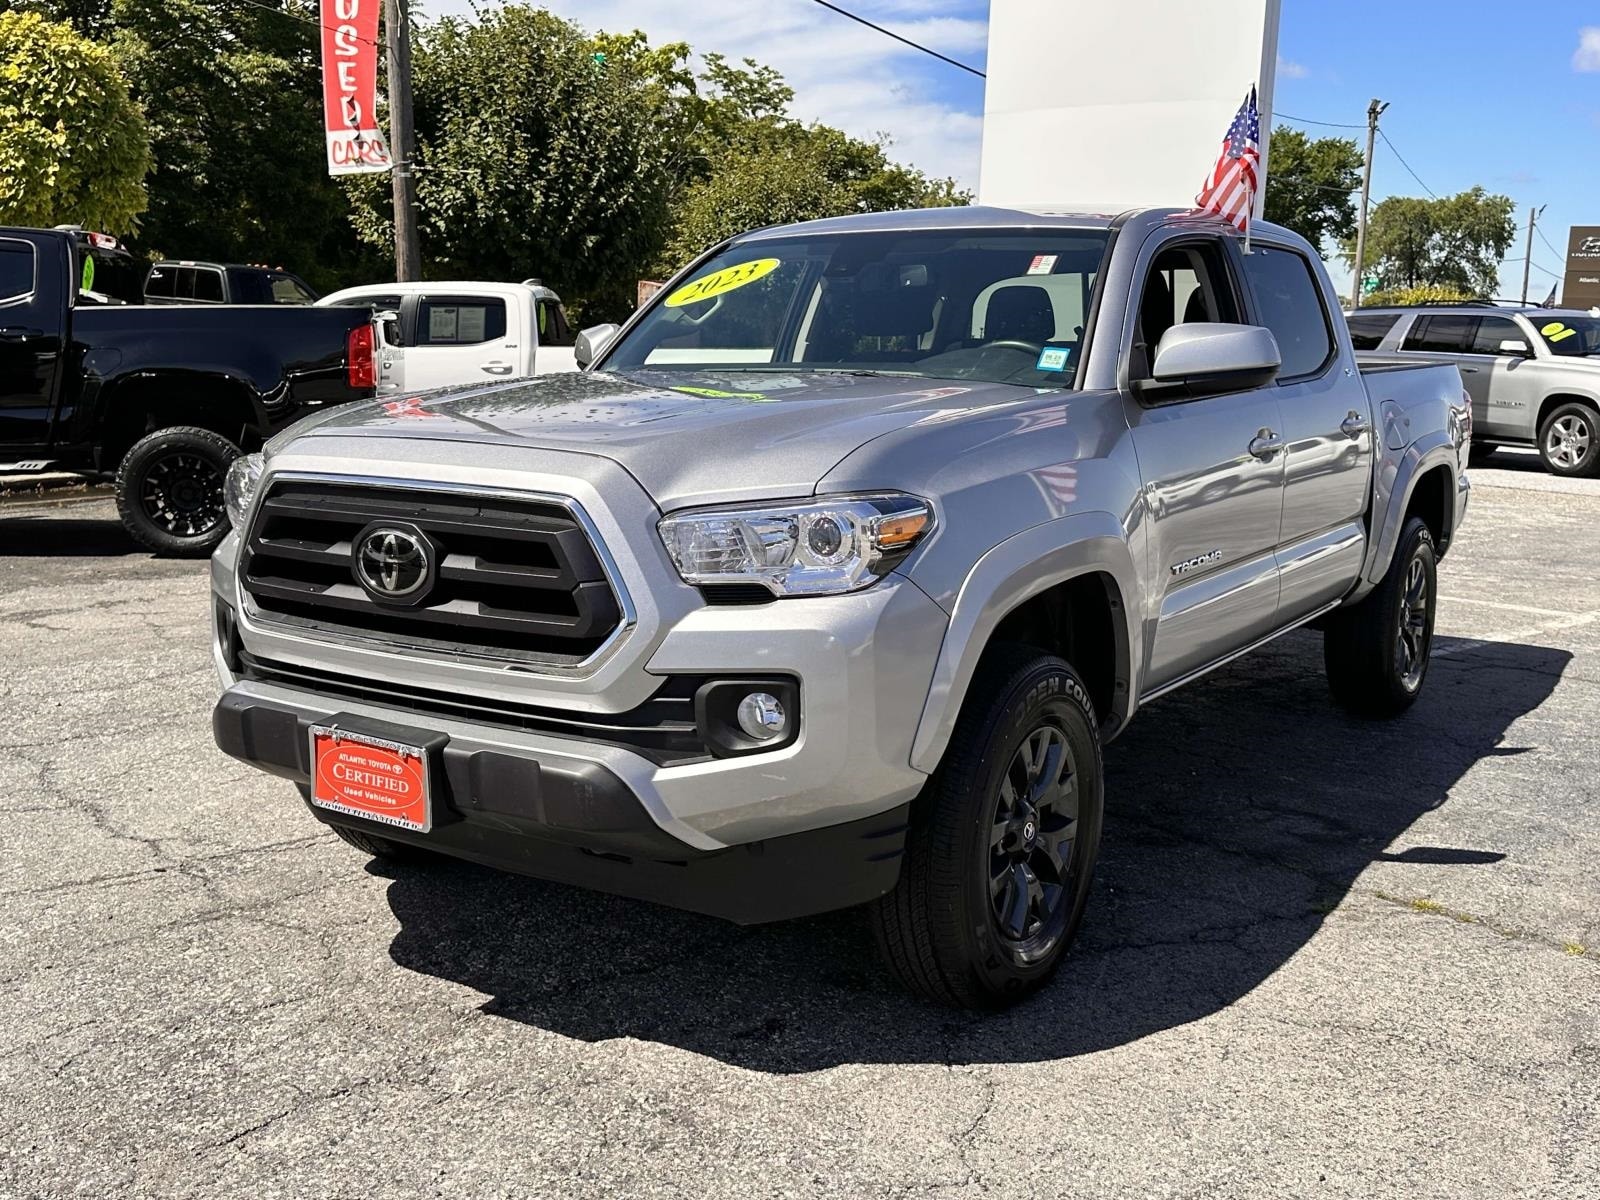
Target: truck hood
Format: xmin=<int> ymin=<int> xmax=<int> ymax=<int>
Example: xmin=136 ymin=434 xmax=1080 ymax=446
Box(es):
xmin=281 ymin=368 xmax=1049 ymax=509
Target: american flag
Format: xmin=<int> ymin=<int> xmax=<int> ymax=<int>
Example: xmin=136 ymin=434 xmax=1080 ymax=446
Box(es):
xmin=1195 ymin=87 xmax=1261 ymax=234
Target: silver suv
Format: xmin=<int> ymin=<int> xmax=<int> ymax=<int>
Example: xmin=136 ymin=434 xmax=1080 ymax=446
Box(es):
xmin=1350 ymin=302 xmax=1600 ymax=477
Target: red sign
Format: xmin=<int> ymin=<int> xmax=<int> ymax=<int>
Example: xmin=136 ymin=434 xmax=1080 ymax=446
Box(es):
xmin=310 ymin=728 xmax=431 ymax=832
xmin=320 ymin=0 xmax=391 ymax=176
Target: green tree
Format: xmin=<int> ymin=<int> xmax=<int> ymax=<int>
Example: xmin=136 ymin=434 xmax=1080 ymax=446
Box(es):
xmin=1262 ymin=125 xmax=1362 ymax=252
xmin=0 ymin=9 xmax=150 ymax=230
xmin=108 ymin=0 xmax=384 ymax=291
xmin=1344 ymin=187 xmax=1517 ymax=297
xmin=665 ymin=123 xmax=967 ymax=267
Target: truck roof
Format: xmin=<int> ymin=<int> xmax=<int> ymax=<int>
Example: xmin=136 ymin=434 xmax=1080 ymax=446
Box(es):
xmin=734 ymin=204 xmax=1270 ymax=242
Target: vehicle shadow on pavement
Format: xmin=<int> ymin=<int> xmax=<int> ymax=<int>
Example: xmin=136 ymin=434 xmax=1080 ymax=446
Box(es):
xmin=379 ymin=631 xmax=1568 ymax=1073
xmin=0 ymin=514 xmax=144 ymax=556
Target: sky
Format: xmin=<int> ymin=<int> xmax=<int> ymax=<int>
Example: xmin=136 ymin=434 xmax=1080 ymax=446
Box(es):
xmin=433 ymin=0 xmax=1597 ymax=300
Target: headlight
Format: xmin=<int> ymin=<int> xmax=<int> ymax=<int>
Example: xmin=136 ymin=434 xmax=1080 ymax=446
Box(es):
xmin=658 ymin=494 xmax=934 ymax=596
xmin=223 ymin=452 xmax=265 ymax=530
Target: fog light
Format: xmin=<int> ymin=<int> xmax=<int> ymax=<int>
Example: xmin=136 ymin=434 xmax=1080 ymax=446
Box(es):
xmin=736 ymin=692 xmax=787 ymax=740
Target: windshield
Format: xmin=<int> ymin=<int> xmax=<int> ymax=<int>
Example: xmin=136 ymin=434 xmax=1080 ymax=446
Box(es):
xmin=1533 ymin=315 xmax=1600 ymax=357
xmin=605 ymin=228 xmax=1111 ymax=388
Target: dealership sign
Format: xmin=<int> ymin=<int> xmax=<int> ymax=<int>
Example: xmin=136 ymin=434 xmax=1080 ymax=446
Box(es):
xmin=1563 ymin=227 xmax=1600 ymax=310
xmin=320 ymin=0 xmax=391 ymax=175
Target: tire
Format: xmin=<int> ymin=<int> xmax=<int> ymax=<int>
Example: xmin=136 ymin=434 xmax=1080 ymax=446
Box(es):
xmin=870 ymin=645 xmax=1105 ymax=1009
xmin=1323 ymin=516 xmax=1437 ymax=718
xmin=1467 ymin=442 xmax=1497 ymax=467
xmin=1537 ymin=402 xmax=1600 ymax=478
xmin=114 ymin=426 xmax=240 ymax=556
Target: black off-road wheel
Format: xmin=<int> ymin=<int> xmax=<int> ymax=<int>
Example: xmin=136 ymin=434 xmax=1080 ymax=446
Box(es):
xmin=1323 ymin=516 xmax=1438 ymax=718
xmin=871 ymin=646 xmax=1104 ymax=1009
xmin=114 ymin=426 xmax=239 ymax=556
xmin=1537 ymin=402 xmax=1600 ymax=478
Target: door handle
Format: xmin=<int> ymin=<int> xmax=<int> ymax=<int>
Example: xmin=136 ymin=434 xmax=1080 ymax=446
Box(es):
xmin=1459 ymin=366 xmax=1480 ymax=373
xmin=480 ymin=361 xmax=514 ymax=375
xmin=0 ymin=327 xmax=44 ymax=343
xmin=1247 ymin=429 xmax=1284 ymax=460
xmin=1340 ymin=411 xmax=1370 ymax=437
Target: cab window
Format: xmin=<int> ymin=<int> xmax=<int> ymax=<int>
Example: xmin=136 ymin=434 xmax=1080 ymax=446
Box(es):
xmin=1403 ymin=315 xmax=1474 ymax=353
xmin=0 ymin=239 xmax=35 ymax=305
xmin=417 ymin=297 xmax=507 ymax=346
xmin=1240 ymin=244 xmax=1334 ymax=379
xmin=1469 ymin=316 xmax=1527 ymax=355
xmin=1133 ymin=239 xmax=1240 ymax=378
xmin=1345 ymin=312 xmax=1400 ymax=350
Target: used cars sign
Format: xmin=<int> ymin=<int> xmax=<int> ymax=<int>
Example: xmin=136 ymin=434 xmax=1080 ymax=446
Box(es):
xmin=320 ymin=0 xmax=391 ymax=175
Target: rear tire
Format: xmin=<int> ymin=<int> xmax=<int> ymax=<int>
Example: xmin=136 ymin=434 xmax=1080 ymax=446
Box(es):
xmin=1537 ymin=402 xmax=1600 ymax=478
xmin=329 ymin=823 xmax=428 ymax=863
xmin=1467 ymin=442 xmax=1497 ymax=467
xmin=870 ymin=645 xmax=1104 ymax=1009
xmin=1324 ymin=516 xmax=1437 ymax=717
xmin=114 ymin=426 xmax=239 ymax=556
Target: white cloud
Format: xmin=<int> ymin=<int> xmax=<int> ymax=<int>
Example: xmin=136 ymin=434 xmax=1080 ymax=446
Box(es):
xmin=1276 ymin=55 xmax=1309 ymax=80
xmin=429 ymin=0 xmax=988 ymax=187
xmin=1575 ymin=26 xmax=1600 ymax=72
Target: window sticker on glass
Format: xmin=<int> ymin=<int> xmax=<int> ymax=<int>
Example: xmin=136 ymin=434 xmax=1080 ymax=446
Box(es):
xmin=429 ymin=306 xmax=459 ymax=341
xmin=457 ymin=306 xmax=487 ymax=342
xmin=664 ymin=258 xmax=781 ymax=307
xmin=1026 ymin=254 xmax=1058 ymax=275
xmin=1541 ymin=320 xmax=1577 ymax=343
xmin=1036 ymin=346 xmax=1071 ymax=372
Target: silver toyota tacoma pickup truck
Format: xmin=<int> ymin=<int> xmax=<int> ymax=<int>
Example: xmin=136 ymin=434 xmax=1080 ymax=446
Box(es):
xmin=211 ymin=206 xmax=1471 ymax=1008
xmin=1349 ymin=301 xmax=1600 ymax=477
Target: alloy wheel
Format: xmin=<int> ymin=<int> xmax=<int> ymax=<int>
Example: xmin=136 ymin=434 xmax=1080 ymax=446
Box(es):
xmin=140 ymin=452 xmax=226 ymax=538
xmin=1394 ymin=553 xmax=1431 ymax=692
xmin=988 ymin=723 xmax=1080 ymax=962
xmin=1545 ymin=414 xmax=1592 ymax=470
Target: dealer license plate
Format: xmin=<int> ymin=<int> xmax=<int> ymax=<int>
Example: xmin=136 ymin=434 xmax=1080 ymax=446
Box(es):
xmin=308 ymin=725 xmax=432 ymax=833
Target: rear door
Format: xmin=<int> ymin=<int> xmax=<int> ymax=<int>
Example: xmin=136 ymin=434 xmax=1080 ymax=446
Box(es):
xmin=406 ymin=291 xmax=516 ymax=390
xmin=0 ymin=231 xmax=68 ymax=451
xmin=1240 ymin=241 xmax=1373 ymax=620
xmin=1123 ymin=232 xmax=1288 ymax=694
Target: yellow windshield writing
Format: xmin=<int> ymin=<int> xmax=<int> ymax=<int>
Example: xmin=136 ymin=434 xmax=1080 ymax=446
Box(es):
xmin=664 ymin=258 xmax=781 ymax=308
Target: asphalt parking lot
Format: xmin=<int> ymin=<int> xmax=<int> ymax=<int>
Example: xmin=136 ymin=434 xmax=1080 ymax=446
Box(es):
xmin=1 ymin=450 xmax=1596 ymax=1199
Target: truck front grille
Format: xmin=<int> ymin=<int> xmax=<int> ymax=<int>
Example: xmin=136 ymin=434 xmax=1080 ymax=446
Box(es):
xmin=239 ymin=479 xmax=624 ymax=667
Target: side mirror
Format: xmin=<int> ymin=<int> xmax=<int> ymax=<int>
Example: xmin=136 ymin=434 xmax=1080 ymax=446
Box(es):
xmin=1138 ymin=323 xmax=1281 ymax=399
xmin=1497 ymin=339 xmax=1531 ymax=357
xmin=574 ymin=323 xmax=620 ymax=369
xmin=374 ymin=309 xmax=402 ymax=347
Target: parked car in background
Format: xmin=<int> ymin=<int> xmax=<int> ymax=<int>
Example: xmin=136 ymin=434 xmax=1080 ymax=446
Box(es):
xmin=212 ymin=206 xmax=1470 ymax=1008
xmin=315 ymin=279 xmax=578 ymax=394
xmin=144 ymin=260 xmax=320 ymax=307
xmin=0 ymin=227 xmax=377 ymax=555
xmin=1349 ymin=301 xmax=1600 ymax=477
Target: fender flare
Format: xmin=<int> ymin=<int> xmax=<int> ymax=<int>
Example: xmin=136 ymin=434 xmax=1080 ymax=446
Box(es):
xmin=908 ymin=509 xmax=1141 ymax=773
xmin=1360 ymin=433 xmax=1457 ymax=587
xmin=96 ymin=367 xmax=270 ymax=435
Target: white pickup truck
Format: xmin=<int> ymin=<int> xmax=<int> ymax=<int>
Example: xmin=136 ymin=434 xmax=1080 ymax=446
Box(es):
xmin=316 ymin=280 xmax=578 ymax=394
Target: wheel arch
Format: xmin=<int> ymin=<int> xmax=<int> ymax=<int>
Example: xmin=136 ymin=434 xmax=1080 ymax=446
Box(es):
xmin=908 ymin=511 xmax=1139 ymax=774
xmin=1360 ymin=435 xmax=1459 ymax=586
xmin=1537 ymin=392 xmax=1600 ymax=434
xmin=95 ymin=370 xmax=263 ymax=471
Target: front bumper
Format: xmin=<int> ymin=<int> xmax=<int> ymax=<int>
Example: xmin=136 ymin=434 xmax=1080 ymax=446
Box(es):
xmin=211 ymin=691 xmax=909 ymax=924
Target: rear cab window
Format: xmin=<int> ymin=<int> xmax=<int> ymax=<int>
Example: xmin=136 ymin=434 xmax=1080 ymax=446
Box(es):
xmin=1345 ymin=312 xmax=1400 ymax=350
xmin=0 ymin=239 xmax=36 ymax=304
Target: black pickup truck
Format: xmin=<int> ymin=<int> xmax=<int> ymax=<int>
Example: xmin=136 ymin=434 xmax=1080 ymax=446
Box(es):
xmin=0 ymin=226 xmax=376 ymax=555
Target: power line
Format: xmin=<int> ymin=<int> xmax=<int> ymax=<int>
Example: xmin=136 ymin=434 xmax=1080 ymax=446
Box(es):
xmin=1536 ymin=224 xmax=1566 ymax=262
xmin=1275 ymin=111 xmax=1365 ymax=129
xmin=1378 ymin=129 xmax=1437 ymax=199
xmin=227 ymin=0 xmax=382 ymax=46
xmin=805 ymin=0 xmax=985 ymax=78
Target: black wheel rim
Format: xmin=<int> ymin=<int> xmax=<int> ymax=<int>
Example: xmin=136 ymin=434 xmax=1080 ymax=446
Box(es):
xmin=988 ymin=722 xmax=1080 ymax=962
xmin=140 ymin=451 xmax=225 ymax=538
xmin=1394 ymin=552 xmax=1431 ymax=692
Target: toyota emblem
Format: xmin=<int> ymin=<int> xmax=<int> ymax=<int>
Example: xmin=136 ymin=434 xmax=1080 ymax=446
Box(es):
xmin=354 ymin=524 xmax=433 ymax=602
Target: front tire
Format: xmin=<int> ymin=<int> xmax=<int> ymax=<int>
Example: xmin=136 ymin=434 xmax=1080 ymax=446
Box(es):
xmin=1537 ymin=402 xmax=1600 ymax=478
xmin=1323 ymin=516 xmax=1437 ymax=717
xmin=871 ymin=646 xmax=1104 ymax=1009
xmin=114 ymin=426 xmax=240 ymax=556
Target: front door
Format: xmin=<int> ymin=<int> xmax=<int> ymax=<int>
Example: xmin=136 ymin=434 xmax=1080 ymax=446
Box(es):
xmin=1125 ymin=235 xmax=1288 ymax=694
xmin=0 ymin=233 xmax=66 ymax=452
xmin=1239 ymin=241 xmax=1373 ymax=620
xmin=1465 ymin=313 xmax=1537 ymax=439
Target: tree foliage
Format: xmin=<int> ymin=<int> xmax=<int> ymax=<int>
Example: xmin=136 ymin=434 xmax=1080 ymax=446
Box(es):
xmin=1362 ymin=283 xmax=1474 ymax=308
xmin=1345 ymin=187 xmax=1517 ymax=297
xmin=1262 ymin=125 xmax=1361 ymax=252
xmin=0 ymin=8 xmax=149 ymax=230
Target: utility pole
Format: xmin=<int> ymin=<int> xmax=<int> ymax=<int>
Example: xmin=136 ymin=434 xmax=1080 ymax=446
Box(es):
xmin=1348 ymin=97 xmax=1388 ymax=310
xmin=385 ymin=0 xmax=421 ymax=282
xmin=1520 ymin=204 xmax=1546 ymax=305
